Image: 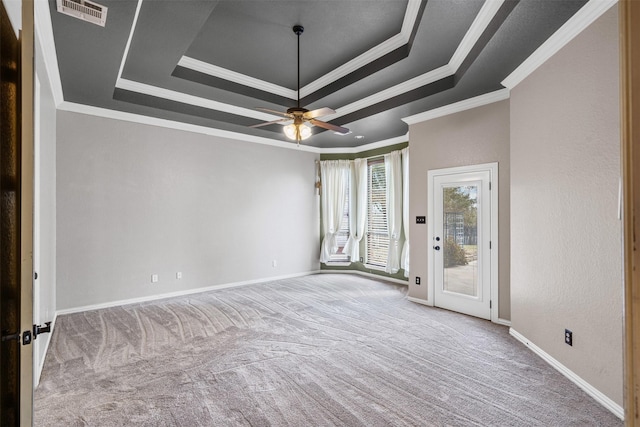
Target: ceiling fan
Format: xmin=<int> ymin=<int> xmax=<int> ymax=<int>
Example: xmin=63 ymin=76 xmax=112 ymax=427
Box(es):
xmin=250 ymin=25 xmax=350 ymax=143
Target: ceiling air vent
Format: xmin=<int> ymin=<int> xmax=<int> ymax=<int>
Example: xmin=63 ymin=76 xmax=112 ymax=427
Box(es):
xmin=56 ymin=0 xmax=108 ymax=27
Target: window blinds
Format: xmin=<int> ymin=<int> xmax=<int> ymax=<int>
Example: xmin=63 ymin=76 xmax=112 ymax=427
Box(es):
xmin=367 ymin=159 xmax=389 ymax=267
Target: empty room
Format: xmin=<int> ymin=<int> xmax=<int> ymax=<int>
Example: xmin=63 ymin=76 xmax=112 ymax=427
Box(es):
xmin=1 ymin=0 xmax=637 ymax=425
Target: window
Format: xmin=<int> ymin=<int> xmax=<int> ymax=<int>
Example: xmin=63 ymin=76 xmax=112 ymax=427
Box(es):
xmin=366 ymin=158 xmax=389 ymax=268
xmin=329 ymin=178 xmax=350 ymax=263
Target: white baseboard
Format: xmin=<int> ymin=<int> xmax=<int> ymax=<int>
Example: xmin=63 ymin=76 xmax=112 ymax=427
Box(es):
xmin=407 ymin=296 xmax=432 ymax=306
xmin=509 ymin=328 xmax=623 ymax=420
xmin=494 ymin=318 xmax=512 ymax=327
xmin=406 ymin=297 xmax=512 ymax=327
xmin=56 ymin=271 xmax=320 ymax=316
xmin=318 ymin=268 xmax=409 ymax=286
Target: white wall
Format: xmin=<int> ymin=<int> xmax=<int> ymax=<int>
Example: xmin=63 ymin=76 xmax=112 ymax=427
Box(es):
xmin=34 ymin=25 xmax=57 ymax=383
xmin=56 ymin=113 xmax=320 ymax=310
xmin=510 ymin=7 xmax=622 ymax=406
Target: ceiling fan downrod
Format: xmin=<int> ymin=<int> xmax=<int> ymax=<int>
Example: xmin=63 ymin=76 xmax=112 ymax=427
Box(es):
xmin=293 ymin=25 xmax=303 ymax=109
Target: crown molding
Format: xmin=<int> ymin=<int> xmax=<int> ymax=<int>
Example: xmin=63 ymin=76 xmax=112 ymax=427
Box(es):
xmin=329 ymin=64 xmax=454 ymax=120
xmin=57 ymin=100 xmax=409 ymax=155
xmin=501 ymin=0 xmax=618 ymax=89
xmin=57 ymin=101 xmax=322 ymax=153
xmin=449 ymin=0 xmax=505 ymax=71
xmin=301 ymin=32 xmax=408 ymax=97
xmin=178 ymin=56 xmax=297 ymax=99
xmin=116 ymin=0 xmax=143 ymax=81
xmin=115 ymin=78 xmax=278 ymax=122
xmin=319 ymin=135 xmax=408 ymax=154
xmin=401 ymin=88 xmax=510 ymax=125
xmin=34 ymin=0 xmax=64 ymax=106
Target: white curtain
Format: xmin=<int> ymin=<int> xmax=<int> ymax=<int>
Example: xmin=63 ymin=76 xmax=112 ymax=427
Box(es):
xmin=400 ymin=147 xmax=410 ymax=277
xmin=320 ymin=160 xmax=351 ymax=263
xmin=385 ymin=151 xmax=403 ymax=273
xmin=343 ymin=158 xmax=367 ymax=262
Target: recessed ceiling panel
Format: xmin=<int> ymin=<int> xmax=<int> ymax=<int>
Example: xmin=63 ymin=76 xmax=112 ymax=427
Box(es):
xmin=185 ymin=0 xmax=408 ymax=89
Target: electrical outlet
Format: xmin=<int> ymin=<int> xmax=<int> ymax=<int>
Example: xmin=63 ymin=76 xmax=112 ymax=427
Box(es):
xmin=359 ymin=257 xmax=364 ymax=263
xmin=565 ymin=329 xmax=573 ymax=346
xmin=416 ymin=216 xmax=426 ymax=224
xmin=415 ymin=276 xmax=421 ymax=285
xmin=176 ymin=272 xmax=182 ymax=279
xmin=151 ymin=274 xmax=158 ymax=283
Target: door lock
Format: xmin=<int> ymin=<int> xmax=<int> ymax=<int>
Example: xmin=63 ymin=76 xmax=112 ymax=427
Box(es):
xmin=434 ymin=245 xmax=441 ymax=251
xmin=33 ymin=322 xmax=52 ymax=339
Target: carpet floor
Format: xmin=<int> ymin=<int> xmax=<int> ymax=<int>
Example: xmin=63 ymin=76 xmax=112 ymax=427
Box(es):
xmin=34 ymin=274 xmax=621 ymax=426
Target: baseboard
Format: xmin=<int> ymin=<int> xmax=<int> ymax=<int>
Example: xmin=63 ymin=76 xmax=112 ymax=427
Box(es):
xmin=406 ymin=297 xmax=512 ymax=327
xmin=407 ymin=296 xmax=432 ymax=306
xmin=56 ymin=271 xmax=320 ymax=316
xmin=318 ymin=268 xmax=409 ymax=286
xmin=509 ymin=328 xmax=624 ymax=420
xmin=494 ymin=318 xmax=512 ymax=327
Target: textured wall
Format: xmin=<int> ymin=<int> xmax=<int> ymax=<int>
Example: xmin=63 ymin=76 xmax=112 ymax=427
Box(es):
xmin=510 ymin=7 xmax=622 ymax=405
xmin=56 ymin=112 xmax=320 ymax=310
xmin=407 ymin=100 xmax=511 ymax=320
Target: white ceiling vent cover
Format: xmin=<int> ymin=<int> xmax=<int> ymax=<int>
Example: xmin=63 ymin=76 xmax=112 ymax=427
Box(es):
xmin=56 ymin=0 xmax=108 ymax=27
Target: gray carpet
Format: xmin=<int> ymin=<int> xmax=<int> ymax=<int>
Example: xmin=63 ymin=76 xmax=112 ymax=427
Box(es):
xmin=34 ymin=274 xmax=621 ymax=426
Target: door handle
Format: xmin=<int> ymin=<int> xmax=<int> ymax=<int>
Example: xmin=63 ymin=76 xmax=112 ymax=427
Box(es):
xmin=1 ymin=331 xmax=20 ymax=342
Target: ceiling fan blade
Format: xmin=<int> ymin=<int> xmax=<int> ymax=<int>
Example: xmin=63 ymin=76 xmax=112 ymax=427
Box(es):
xmin=249 ymin=118 xmax=291 ymax=128
xmin=255 ymin=107 xmax=290 ymax=117
xmin=309 ymin=119 xmax=350 ymax=134
xmin=303 ymin=107 xmax=335 ymax=119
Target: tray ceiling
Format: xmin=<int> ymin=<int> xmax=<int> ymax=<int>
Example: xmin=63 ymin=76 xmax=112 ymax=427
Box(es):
xmin=48 ymin=0 xmax=588 ymax=149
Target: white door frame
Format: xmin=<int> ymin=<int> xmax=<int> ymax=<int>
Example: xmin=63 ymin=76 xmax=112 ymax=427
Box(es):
xmin=427 ymin=162 xmax=499 ymax=321
xmin=33 ymin=75 xmax=42 ymax=386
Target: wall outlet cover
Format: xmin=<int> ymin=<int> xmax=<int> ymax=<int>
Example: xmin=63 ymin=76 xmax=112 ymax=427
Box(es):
xmin=565 ymin=329 xmax=573 ymax=346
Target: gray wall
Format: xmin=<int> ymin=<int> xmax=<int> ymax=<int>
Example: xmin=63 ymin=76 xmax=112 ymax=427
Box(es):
xmin=34 ymin=29 xmax=57 ymax=380
xmin=56 ymin=113 xmax=320 ymax=310
xmin=407 ymin=100 xmax=511 ymax=320
xmin=510 ymin=7 xmax=622 ymax=406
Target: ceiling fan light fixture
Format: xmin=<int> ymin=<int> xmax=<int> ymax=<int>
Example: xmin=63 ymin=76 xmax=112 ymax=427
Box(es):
xmin=284 ymin=123 xmax=312 ymax=141
xmin=250 ymin=25 xmax=349 ymax=143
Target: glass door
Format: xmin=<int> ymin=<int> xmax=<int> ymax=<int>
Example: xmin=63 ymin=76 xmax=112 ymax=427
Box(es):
xmin=432 ymin=170 xmax=491 ymax=320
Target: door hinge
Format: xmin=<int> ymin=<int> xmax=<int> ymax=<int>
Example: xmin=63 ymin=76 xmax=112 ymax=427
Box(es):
xmin=489 ymin=241 xmax=492 ymax=249
xmin=490 ymin=300 xmax=492 ymax=309
xmin=489 ymin=181 xmax=492 ymax=190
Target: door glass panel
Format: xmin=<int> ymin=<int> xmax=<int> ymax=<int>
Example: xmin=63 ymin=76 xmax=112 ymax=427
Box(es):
xmin=442 ymin=185 xmax=478 ymax=297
